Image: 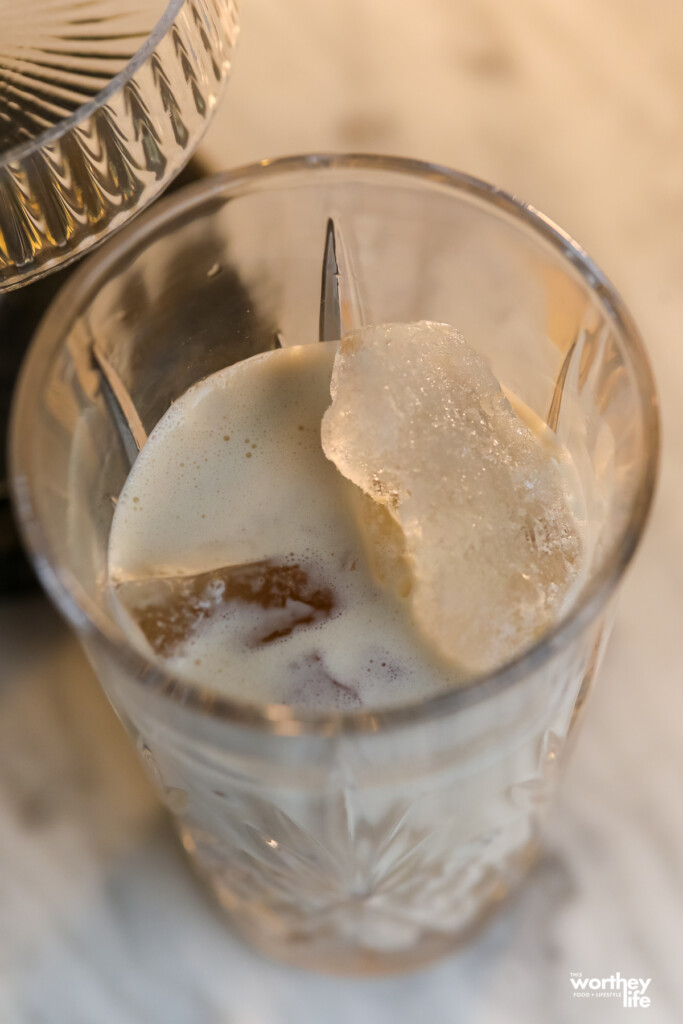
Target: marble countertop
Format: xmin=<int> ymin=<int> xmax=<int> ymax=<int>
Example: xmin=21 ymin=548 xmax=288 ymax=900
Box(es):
xmin=2 ymin=0 xmax=683 ymax=1020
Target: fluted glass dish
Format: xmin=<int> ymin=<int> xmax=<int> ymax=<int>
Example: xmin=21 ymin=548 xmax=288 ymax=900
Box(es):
xmin=0 ymin=0 xmax=238 ymax=291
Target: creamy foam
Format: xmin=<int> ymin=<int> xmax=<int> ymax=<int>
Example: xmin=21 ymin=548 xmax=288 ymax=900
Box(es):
xmin=108 ymin=338 xmax=587 ymax=710
xmin=108 ymin=343 xmax=469 ymax=709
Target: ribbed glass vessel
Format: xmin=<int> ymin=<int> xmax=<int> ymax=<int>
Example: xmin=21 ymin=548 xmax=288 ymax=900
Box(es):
xmin=0 ymin=0 xmax=238 ymax=290
xmin=11 ymin=156 xmax=659 ymax=973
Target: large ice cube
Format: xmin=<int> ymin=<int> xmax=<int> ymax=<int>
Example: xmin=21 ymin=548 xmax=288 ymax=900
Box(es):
xmin=321 ymin=321 xmax=584 ymax=674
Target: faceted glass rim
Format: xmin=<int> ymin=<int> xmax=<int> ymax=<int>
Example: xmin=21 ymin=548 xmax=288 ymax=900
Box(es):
xmin=0 ymin=0 xmax=186 ymax=167
xmin=10 ymin=153 xmax=661 ymax=737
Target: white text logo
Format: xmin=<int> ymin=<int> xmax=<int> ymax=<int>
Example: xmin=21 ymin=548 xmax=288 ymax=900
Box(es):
xmin=569 ymin=973 xmax=651 ymax=1008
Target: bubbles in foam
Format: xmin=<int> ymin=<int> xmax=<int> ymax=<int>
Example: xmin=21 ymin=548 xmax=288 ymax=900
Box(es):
xmin=108 ymin=343 xmax=465 ymax=710
xmin=109 ymin=329 xmax=587 ymax=706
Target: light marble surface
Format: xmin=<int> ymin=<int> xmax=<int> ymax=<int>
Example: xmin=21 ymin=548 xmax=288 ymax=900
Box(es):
xmin=2 ymin=0 xmax=683 ymax=1020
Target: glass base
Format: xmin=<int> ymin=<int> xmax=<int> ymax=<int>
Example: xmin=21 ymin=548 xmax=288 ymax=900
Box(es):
xmin=195 ymin=837 xmax=541 ymax=976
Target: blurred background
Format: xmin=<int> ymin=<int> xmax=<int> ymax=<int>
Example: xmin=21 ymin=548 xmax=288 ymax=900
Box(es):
xmin=1 ymin=0 xmax=682 ymax=1021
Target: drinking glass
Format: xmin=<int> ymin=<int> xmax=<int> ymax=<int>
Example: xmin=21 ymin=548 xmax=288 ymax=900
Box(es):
xmin=11 ymin=155 xmax=659 ymax=973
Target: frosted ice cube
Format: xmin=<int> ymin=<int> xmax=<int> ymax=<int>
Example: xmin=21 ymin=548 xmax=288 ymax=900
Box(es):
xmin=321 ymin=321 xmax=584 ymax=674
